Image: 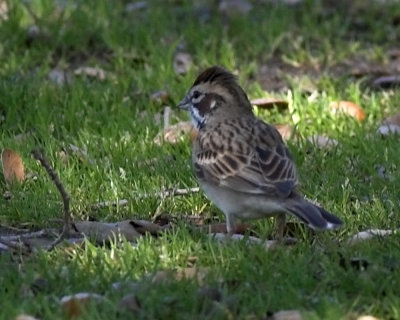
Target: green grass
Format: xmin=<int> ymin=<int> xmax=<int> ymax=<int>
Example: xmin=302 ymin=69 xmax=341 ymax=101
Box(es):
xmin=1 ymin=0 xmax=400 ymax=318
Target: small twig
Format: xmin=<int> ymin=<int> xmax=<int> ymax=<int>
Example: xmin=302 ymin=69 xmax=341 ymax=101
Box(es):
xmin=163 ymin=106 xmax=171 ymax=131
xmin=0 ymin=229 xmax=52 ymax=242
xmin=32 ymin=149 xmax=71 ymax=250
xmin=0 ymin=237 xmax=30 ymax=253
xmin=137 ymin=187 xmax=200 ymax=199
xmin=0 ymin=224 xmax=29 ymax=233
xmin=91 ymin=199 xmax=129 ymax=210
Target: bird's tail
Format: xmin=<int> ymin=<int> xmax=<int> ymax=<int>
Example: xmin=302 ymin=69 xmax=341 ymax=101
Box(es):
xmin=284 ymin=196 xmax=343 ymax=230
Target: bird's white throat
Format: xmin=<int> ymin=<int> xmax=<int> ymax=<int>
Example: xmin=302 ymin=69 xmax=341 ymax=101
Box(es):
xmin=190 ymin=106 xmax=206 ymax=129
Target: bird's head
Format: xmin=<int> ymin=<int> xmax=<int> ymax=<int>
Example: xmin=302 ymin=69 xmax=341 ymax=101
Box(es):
xmin=177 ymin=66 xmax=253 ymax=129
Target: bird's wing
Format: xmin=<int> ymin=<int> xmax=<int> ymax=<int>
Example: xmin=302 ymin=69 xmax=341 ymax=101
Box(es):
xmin=193 ymin=118 xmax=298 ymax=198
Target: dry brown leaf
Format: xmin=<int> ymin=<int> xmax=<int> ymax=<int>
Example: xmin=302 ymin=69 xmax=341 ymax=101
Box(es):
xmin=347 ymin=229 xmax=397 ymax=245
xmin=272 ymin=310 xmax=303 ymax=320
xmin=74 ymin=67 xmax=106 ymax=80
xmin=175 ymin=267 xmax=209 ymax=284
xmin=73 ymin=219 xmax=162 ymax=243
xmin=173 ymin=52 xmax=192 ymax=75
xmin=153 ymin=121 xmax=194 ymax=145
xmin=150 ymin=90 xmax=169 ymax=103
xmin=251 ymin=98 xmax=289 ymax=110
xmin=198 ymin=223 xmax=249 ymax=234
xmin=60 ymin=293 xmax=104 ymax=319
xmin=15 ymin=315 xmax=40 ymax=320
xmin=0 ymin=1 xmax=8 ymax=20
xmin=330 ymin=101 xmax=366 ymax=122
xmin=2 ymin=149 xmax=25 ymax=185
xmin=274 ymin=124 xmax=297 ymax=141
xmin=308 ymin=135 xmax=339 ymax=149
xmin=148 ymin=267 xmax=210 ymax=285
xmin=357 ymin=316 xmax=380 ymax=320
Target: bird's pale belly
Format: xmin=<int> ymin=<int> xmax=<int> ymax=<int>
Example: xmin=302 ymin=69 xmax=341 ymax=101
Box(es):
xmin=201 ymin=182 xmax=285 ymax=220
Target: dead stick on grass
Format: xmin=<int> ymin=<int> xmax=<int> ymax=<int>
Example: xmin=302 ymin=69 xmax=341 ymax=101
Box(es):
xmin=0 ymin=237 xmax=30 ymax=253
xmin=163 ymin=106 xmax=171 ymax=131
xmin=32 ymin=149 xmax=71 ymax=250
xmin=138 ymin=187 xmax=200 ymax=199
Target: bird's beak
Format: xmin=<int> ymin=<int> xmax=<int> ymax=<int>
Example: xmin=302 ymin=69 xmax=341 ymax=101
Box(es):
xmin=177 ymin=96 xmax=190 ymax=110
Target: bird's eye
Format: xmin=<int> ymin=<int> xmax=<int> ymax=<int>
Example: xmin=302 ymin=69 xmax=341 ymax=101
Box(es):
xmin=192 ymin=91 xmax=201 ymax=99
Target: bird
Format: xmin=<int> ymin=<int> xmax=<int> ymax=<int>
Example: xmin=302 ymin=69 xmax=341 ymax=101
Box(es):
xmin=177 ymin=66 xmax=343 ymax=238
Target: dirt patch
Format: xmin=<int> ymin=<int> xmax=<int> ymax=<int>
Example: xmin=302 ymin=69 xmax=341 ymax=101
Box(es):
xmin=257 ymin=51 xmax=400 ymax=92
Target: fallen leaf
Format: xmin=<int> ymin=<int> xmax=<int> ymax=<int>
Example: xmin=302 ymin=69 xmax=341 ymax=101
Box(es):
xmin=74 ymin=67 xmax=106 ymax=80
xmin=308 ymin=135 xmax=339 ymax=149
xmin=60 ymin=293 xmax=104 ymax=319
xmin=272 ymin=310 xmax=303 ymax=320
xmin=148 ymin=267 xmax=210 ymax=285
xmin=0 ymin=1 xmax=8 ymax=20
xmin=274 ymin=124 xmax=297 ymax=141
xmin=15 ymin=315 xmax=40 ymax=320
xmin=251 ymin=98 xmax=289 ymax=110
xmin=56 ymin=149 xmax=69 ymax=164
xmin=347 ymin=229 xmax=397 ymax=245
xmin=153 ymin=121 xmax=193 ymax=145
xmin=173 ymin=52 xmax=192 ymax=75
xmin=73 ymin=220 xmax=162 ymax=243
xmin=150 ymin=90 xmax=169 ymax=103
xmin=218 ymin=0 xmax=252 ymax=16
xmin=197 ymin=223 xmax=249 ymax=234
xmin=2 ymin=149 xmax=25 ymax=185
xmin=357 ymin=316 xmax=380 ymax=320
xmin=175 ymin=267 xmax=210 ymax=284
xmin=330 ymin=101 xmax=366 ymax=122
xmin=119 ymin=293 xmax=141 ymax=314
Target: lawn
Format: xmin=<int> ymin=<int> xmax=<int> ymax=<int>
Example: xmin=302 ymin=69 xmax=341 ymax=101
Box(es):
xmin=1 ymin=0 xmax=400 ymax=319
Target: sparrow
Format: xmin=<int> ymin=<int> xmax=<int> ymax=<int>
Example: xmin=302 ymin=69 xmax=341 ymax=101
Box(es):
xmin=177 ymin=66 xmax=343 ymax=237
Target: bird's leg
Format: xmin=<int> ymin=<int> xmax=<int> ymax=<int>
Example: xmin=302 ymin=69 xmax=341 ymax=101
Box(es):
xmin=275 ymin=213 xmax=286 ymax=241
xmin=225 ymin=213 xmax=237 ymax=236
